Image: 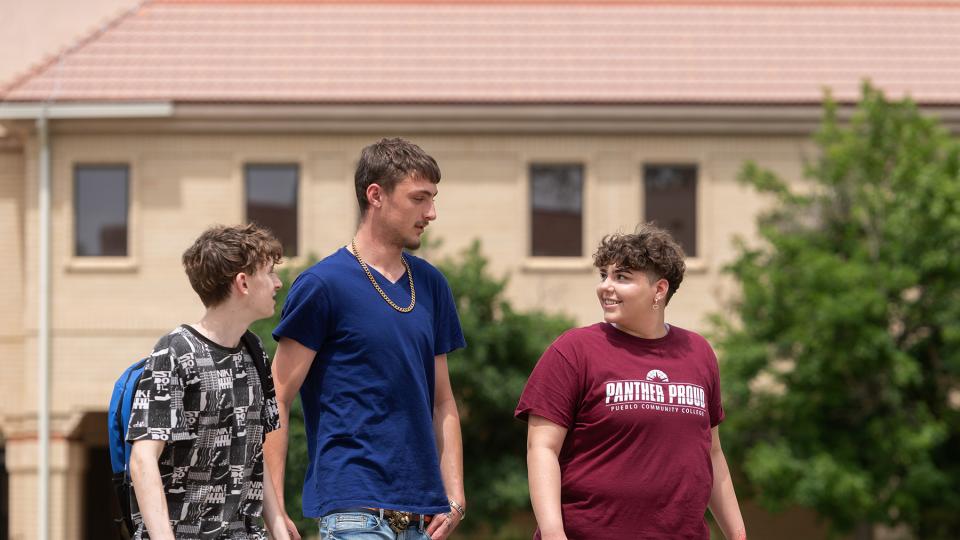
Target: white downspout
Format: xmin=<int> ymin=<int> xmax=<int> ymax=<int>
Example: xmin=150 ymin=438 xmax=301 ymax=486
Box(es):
xmin=36 ymin=110 xmax=50 ymax=540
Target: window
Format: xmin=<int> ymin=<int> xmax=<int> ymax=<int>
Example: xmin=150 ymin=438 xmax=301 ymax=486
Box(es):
xmin=530 ymin=164 xmax=583 ymax=257
xmin=245 ymin=164 xmax=299 ymax=257
xmin=74 ymin=165 xmax=129 ymax=257
xmin=643 ymin=164 xmax=697 ymax=257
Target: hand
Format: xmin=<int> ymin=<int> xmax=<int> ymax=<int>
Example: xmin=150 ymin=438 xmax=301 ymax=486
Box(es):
xmin=282 ymin=513 xmax=301 ymax=540
xmin=426 ymin=511 xmax=461 ymax=540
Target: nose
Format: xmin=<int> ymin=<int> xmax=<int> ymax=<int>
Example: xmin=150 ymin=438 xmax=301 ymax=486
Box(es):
xmin=272 ymin=275 xmax=282 ymax=290
xmin=425 ymin=200 xmax=437 ymax=222
xmin=597 ymin=275 xmax=614 ymax=293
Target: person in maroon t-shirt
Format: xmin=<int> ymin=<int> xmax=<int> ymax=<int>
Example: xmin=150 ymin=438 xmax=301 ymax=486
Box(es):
xmin=515 ymin=224 xmax=747 ymax=540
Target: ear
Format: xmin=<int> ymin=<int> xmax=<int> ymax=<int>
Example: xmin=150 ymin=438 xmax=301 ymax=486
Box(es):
xmin=366 ymin=183 xmax=384 ymax=210
xmin=233 ymin=272 xmax=250 ymax=296
xmin=656 ymin=278 xmax=670 ymax=298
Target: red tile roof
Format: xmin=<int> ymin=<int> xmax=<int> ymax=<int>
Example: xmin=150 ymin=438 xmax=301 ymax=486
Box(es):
xmin=3 ymin=0 xmax=960 ymax=105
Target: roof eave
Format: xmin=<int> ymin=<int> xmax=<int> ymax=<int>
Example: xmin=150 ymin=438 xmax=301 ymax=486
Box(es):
xmin=0 ymin=102 xmax=174 ymax=120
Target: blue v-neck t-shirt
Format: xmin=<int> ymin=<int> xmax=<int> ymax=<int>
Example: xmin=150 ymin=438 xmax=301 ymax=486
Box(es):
xmin=273 ymin=247 xmax=465 ymax=518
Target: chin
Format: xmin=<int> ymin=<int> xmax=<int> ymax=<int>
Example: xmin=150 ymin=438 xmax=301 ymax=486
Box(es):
xmin=601 ymin=312 xmax=619 ymax=324
xmin=404 ymin=238 xmax=422 ymax=250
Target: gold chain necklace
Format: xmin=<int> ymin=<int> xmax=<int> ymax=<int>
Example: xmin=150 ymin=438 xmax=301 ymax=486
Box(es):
xmin=350 ymin=239 xmax=416 ymax=313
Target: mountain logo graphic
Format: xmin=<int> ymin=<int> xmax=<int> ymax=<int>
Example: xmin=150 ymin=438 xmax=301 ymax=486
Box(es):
xmin=645 ymin=369 xmax=669 ymax=383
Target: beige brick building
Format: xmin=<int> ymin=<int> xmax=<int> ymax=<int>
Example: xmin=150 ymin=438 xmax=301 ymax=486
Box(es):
xmin=2 ymin=1 xmax=960 ymax=539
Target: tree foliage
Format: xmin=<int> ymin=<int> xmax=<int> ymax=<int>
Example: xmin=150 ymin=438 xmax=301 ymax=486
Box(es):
xmin=251 ymin=242 xmax=573 ymax=537
xmin=250 ymin=255 xmax=316 ymax=535
xmin=713 ymin=84 xmax=960 ymax=538
xmin=435 ymin=241 xmax=574 ymax=535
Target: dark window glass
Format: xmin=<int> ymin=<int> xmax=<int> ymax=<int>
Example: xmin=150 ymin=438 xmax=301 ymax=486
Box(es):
xmin=74 ymin=165 xmax=128 ymax=257
xmin=644 ymin=164 xmax=697 ymax=257
xmin=245 ymin=164 xmax=298 ymax=257
xmin=530 ymin=164 xmax=583 ymax=257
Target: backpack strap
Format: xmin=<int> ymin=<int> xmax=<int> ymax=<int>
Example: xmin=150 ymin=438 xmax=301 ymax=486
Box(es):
xmin=240 ymin=330 xmax=276 ymax=402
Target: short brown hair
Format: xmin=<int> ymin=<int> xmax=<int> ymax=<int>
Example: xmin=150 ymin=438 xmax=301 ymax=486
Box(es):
xmin=593 ymin=223 xmax=686 ymax=303
xmin=355 ymin=137 xmax=441 ymax=216
xmin=182 ymin=223 xmax=283 ymax=307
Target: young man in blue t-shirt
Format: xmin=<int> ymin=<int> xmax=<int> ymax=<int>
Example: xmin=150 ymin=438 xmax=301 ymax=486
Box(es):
xmin=264 ymin=138 xmax=467 ymax=540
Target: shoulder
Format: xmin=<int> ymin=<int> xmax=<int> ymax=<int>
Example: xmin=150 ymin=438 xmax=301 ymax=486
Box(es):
xmin=405 ymin=253 xmax=448 ymax=284
xmin=152 ymin=326 xmax=191 ymax=354
xmin=146 ymin=327 xmax=196 ymax=370
xmin=668 ymin=325 xmax=713 ymax=351
xmin=667 ymin=325 xmax=719 ymax=364
xmin=547 ymin=323 xmax=606 ymax=358
xmin=298 ymin=250 xmax=352 ymax=283
xmin=554 ymin=323 xmax=607 ymax=346
xmin=288 ymin=251 xmax=354 ymax=296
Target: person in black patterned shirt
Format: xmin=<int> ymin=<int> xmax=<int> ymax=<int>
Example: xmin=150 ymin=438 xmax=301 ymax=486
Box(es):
xmin=127 ymin=224 xmax=291 ymax=540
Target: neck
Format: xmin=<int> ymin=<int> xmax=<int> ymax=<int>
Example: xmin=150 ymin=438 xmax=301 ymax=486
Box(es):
xmin=612 ymin=315 xmax=668 ymax=339
xmin=193 ymin=305 xmax=253 ymax=348
xmin=353 ymin=221 xmax=406 ymax=274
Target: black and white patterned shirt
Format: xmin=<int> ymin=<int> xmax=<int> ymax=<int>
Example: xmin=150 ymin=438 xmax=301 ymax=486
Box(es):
xmin=126 ymin=325 xmax=281 ymax=539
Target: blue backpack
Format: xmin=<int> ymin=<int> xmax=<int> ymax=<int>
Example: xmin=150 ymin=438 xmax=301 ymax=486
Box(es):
xmin=107 ymin=331 xmax=274 ymax=537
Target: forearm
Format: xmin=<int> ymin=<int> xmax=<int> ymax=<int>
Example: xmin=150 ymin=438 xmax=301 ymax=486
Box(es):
xmin=708 ymin=450 xmax=746 ymax=540
xmin=433 ymin=396 xmax=465 ymax=506
xmin=263 ymin=403 xmax=292 ymax=509
xmin=527 ymin=446 xmax=566 ymax=539
xmin=129 ymin=450 xmax=175 ymax=540
xmin=262 ymin=461 xmax=291 ymax=540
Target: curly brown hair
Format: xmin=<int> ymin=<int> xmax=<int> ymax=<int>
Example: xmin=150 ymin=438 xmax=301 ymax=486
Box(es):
xmin=182 ymin=223 xmax=283 ymax=307
xmin=593 ymin=223 xmax=686 ymax=303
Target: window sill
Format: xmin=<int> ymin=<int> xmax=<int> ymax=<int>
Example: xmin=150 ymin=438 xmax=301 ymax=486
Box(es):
xmin=684 ymin=257 xmax=708 ymax=274
xmin=521 ymin=257 xmax=595 ymax=273
xmin=520 ymin=256 xmax=709 ymax=275
xmin=66 ymin=257 xmax=139 ymax=273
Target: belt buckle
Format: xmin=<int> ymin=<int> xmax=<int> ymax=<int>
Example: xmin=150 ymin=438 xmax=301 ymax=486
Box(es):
xmin=384 ymin=510 xmax=412 ymax=533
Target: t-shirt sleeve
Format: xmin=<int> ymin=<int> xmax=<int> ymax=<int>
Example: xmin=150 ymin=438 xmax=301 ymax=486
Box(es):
xmin=433 ymin=271 xmax=466 ymax=356
xmin=514 ymin=340 xmax=583 ymax=429
xmin=252 ymin=335 xmax=281 ymax=434
xmin=126 ymin=337 xmax=191 ymax=442
xmin=272 ymin=273 xmax=329 ymax=352
xmin=706 ymin=344 xmax=725 ymax=428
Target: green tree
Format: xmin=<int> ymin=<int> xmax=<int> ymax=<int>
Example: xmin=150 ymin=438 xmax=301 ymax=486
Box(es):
xmin=251 ymin=243 xmax=573 ymax=538
xmin=713 ymin=84 xmax=960 ymax=539
xmin=436 ymin=241 xmax=573 ymax=536
xmin=250 ymin=255 xmax=316 ymax=535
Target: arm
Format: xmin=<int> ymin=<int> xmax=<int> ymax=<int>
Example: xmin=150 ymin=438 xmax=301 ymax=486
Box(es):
xmin=263 ymin=337 xmax=317 ymax=540
xmin=129 ymin=440 xmax=175 ymax=540
xmin=262 ymin=459 xmax=292 ymax=540
xmin=527 ymin=415 xmax=569 ymax=540
xmin=426 ymin=354 xmax=465 ymax=540
xmin=707 ymin=427 xmax=747 ymax=540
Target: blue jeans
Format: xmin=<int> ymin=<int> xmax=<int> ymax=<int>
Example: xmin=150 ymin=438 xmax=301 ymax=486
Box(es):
xmin=318 ymin=510 xmax=432 ymax=540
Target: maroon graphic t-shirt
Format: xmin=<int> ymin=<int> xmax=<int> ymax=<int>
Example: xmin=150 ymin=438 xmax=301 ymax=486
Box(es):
xmin=515 ymin=323 xmax=724 ymax=540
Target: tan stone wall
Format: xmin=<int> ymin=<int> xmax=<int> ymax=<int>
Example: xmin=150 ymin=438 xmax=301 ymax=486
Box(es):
xmin=3 ymin=130 xmax=811 ymax=420
xmin=0 ymin=148 xmax=25 ymax=421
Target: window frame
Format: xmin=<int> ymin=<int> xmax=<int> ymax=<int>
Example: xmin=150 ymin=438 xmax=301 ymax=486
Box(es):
xmin=71 ymin=163 xmax=133 ymax=263
xmin=243 ymin=162 xmax=301 ymax=258
xmin=642 ymin=162 xmax=700 ymax=260
xmin=528 ymin=162 xmax=586 ymax=259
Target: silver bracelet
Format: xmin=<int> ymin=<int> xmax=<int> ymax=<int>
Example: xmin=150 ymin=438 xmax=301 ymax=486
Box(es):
xmin=448 ymin=499 xmax=466 ymax=520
